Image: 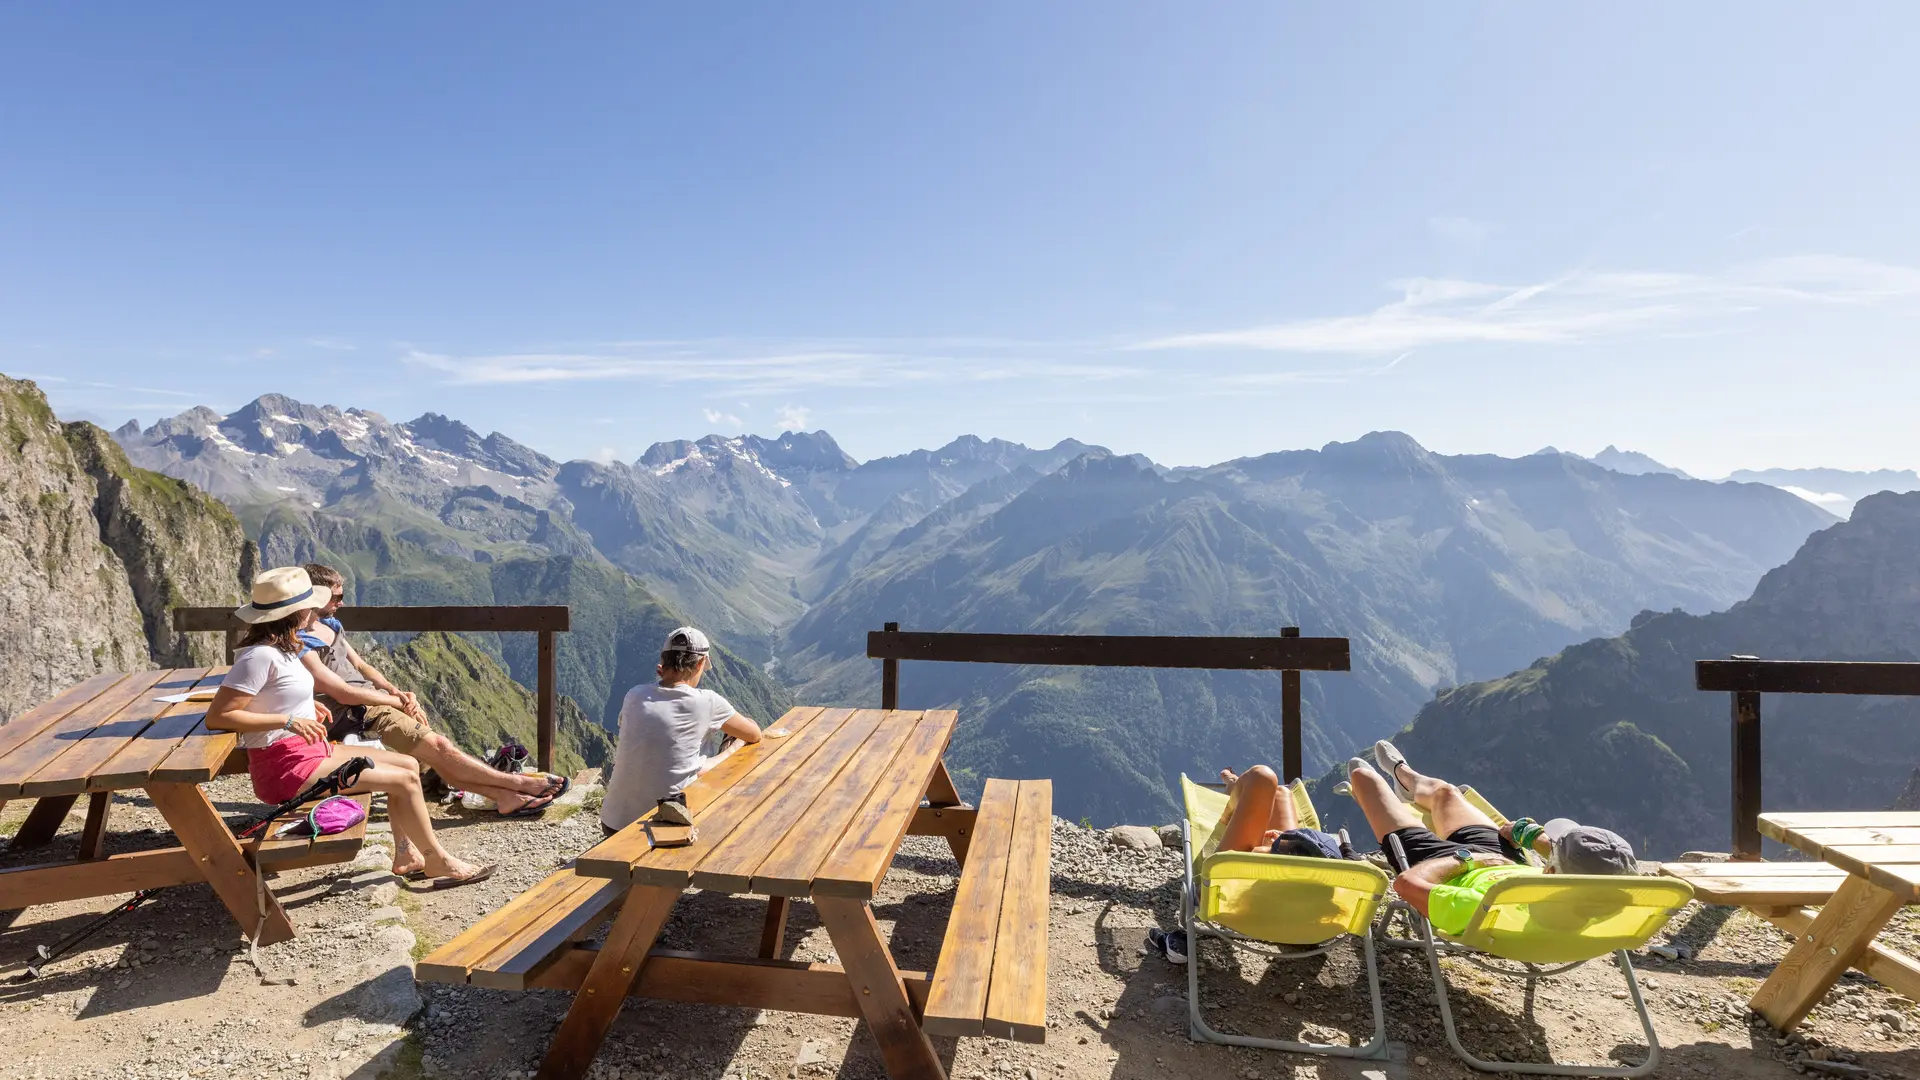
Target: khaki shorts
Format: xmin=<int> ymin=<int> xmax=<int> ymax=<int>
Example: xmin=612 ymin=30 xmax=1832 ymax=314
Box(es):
xmin=362 ymin=704 xmax=433 ymax=754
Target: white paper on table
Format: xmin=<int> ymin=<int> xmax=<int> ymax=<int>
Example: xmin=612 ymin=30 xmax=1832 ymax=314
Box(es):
xmin=153 ymin=690 xmax=218 ymax=704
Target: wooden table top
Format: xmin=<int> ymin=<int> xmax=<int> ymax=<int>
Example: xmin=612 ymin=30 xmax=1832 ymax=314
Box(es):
xmin=0 ymin=667 xmax=237 ymax=799
xmin=1759 ymin=811 xmax=1920 ymax=902
xmin=577 ymin=706 xmax=958 ymax=900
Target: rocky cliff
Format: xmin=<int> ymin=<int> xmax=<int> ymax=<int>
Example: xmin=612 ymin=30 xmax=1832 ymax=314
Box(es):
xmin=0 ymin=374 xmax=253 ymax=721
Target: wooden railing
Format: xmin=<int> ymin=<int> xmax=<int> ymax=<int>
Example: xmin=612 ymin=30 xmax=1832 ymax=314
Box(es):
xmin=1697 ymin=656 xmax=1920 ymax=860
xmin=173 ymin=606 xmax=570 ymax=771
xmin=867 ymin=623 xmax=1351 ymax=782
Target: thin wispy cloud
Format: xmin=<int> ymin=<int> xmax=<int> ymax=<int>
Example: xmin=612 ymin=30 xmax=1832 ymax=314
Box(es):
xmin=403 ymin=346 xmax=1146 ymax=391
xmin=703 ymin=406 xmax=745 ymax=428
xmin=1132 ymin=255 xmax=1920 ymax=354
xmin=776 ymin=404 xmax=811 ymax=430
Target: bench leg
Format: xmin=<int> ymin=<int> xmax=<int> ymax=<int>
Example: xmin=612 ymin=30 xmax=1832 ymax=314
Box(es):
xmin=10 ymin=795 xmax=79 ymax=850
xmin=145 ymin=782 xmax=295 ymax=947
xmin=760 ymin=896 xmax=790 ymax=959
xmin=816 ymin=896 xmax=944 ymax=1080
xmin=1751 ymin=874 xmax=1906 ymax=1031
xmin=79 ymin=792 xmax=113 ymax=861
xmin=536 ymin=884 xmax=680 ymax=1080
xmin=1755 ymin=905 xmax=1920 ymax=1003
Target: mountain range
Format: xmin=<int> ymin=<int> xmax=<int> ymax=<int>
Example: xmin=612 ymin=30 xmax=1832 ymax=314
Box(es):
xmin=111 ymin=392 xmax=1853 ymax=823
xmin=1312 ymin=489 xmax=1920 ymax=859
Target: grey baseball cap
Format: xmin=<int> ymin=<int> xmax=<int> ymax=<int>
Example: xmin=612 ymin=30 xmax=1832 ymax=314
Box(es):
xmin=1544 ymin=818 xmax=1638 ymax=875
xmin=663 ymin=626 xmax=711 ymax=655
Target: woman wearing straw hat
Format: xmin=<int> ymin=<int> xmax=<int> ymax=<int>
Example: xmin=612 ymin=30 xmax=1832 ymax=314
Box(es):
xmin=206 ymin=567 xmax=494 ymax=888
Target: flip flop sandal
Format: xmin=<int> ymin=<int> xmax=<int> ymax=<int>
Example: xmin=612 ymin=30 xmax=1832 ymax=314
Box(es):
xmin=500 ymin=792 xmax=557 ymax=818
xmin=428 ymin=863 xmax=497 ymax=891
xmin=396 ymin=869 xmax=429 ymax=881
xmin=539 ymin=774 xmax=571 ymax=800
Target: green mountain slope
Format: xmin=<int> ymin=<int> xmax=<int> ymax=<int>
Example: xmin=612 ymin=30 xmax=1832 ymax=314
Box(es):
xmin=1311 ymin=490 xmax=1920 ymax=858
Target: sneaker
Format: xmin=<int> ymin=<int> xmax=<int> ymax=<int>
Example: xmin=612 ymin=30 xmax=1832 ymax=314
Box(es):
xmin=1147 ymin=927 xmax=1188 ymax=964
xmin=1373 ymin=740 xmax=1416 ymax=803
xmin=655 ymin=793 xmax=694 ymax=826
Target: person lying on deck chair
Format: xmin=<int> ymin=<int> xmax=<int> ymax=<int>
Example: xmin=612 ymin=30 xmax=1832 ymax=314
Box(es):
xmin=1205 ymin=764 xmax=1349 ymax=858
xmin=206 ymin=566 xmax=494 ymax=889
xmin=293 ymin=562 xmax=569 ymax=818
xmin=1347 ymin=740 xmax=1638 ymax=936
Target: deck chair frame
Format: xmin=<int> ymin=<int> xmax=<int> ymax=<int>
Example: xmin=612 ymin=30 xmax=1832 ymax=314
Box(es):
xmin=1179 ymin=776 xmax=1390 ymax=1060
xmin=1371 ymin=816 xmax=1679 ymax=1078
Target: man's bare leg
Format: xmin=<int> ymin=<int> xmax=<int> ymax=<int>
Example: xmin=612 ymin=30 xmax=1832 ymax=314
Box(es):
xmin=406 ymin=733 xmax=553 ymax=812
xmin=1215 ymin=765 xmax=1299 ymax=852
xmin=1347 ymin=760 xmax=1424 ymax=842
xmin=1382 ymin=757 xmax=1496 ymax=838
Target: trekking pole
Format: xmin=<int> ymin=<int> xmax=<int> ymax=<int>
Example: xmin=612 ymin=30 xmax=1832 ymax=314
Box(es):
xmin=10 ymin=891 xmax=162 ymax=983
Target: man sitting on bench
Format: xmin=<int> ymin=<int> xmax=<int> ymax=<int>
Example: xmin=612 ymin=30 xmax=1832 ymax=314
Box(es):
xmin=1348 ymin=740 xmax=1638 ymax=935
xmin=296 ymin=563 xmax=568 ymax=818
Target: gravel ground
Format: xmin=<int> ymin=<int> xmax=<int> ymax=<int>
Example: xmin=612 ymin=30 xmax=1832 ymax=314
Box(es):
xmin=5 ymin=788 xmax=1920 ymax=1079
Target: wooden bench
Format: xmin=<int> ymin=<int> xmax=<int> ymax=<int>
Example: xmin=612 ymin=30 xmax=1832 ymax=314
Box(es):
xmin=1661 ymin=860 xmax=1920 ymax=1003
xmin=417 ymin=867 xmax=627 ymax=989
xmin=922 ymin=778 xmax=1051 ymax=1043
xmin=251 ymin=793 xmax=371 ymax=872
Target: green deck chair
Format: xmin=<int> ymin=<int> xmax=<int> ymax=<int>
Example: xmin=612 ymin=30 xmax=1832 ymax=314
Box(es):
xmin=1179 ymin=774 xmax=1392 ymax=1060
xmin=1365 ymin=785 xmax=1695 ymax=1077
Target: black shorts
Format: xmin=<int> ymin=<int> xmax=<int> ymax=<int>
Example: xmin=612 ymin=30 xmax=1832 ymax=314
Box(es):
xmin=1386 ymin=824 xmax=1526 ymax=869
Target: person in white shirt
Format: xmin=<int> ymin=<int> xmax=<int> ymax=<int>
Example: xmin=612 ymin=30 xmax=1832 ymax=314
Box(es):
xmin=206 ymin=567 xmax=494 ymax=889
xmin=600 ymin=627 xmax=762 ymax=834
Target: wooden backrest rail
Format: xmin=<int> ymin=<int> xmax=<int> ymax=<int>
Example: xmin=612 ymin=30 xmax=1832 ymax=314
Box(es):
xmin=869 ymin=624 xmax=1349 ymax=782
xmin=1695 ymin=657 xmax=1920 ymax=861
xmin=174 ymin=605 xmax=569 ymax=772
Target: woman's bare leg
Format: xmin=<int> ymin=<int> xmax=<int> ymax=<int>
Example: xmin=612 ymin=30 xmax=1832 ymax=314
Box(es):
xmin=1215 ymin=765 xmax=1300 ymax=852
xmin=312 ymin=748 xmax=481 ymax=878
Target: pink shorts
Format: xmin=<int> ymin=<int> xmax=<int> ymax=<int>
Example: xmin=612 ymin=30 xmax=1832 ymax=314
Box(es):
xmin=248 ymin=735 xmax=332 ymax=805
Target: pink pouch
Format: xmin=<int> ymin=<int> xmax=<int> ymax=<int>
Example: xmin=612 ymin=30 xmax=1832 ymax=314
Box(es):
xmin=296 ymin=795 xmax=367 ymax=836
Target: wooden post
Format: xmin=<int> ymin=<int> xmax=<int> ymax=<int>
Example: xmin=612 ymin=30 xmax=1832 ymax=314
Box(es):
xmin=224 ymin=627 xmax=239 ymax=665
xmin=79 ymin=792 xmax=114 ymax=860
xmin=538 ymin=629 xmax=557 ymax=773
xmin=1732 ymin=687 xmax=1763 ymax=860
xmin=880 ymin=621 xmax=899 ymax=710
xmin=1281 ymin=626 xmax=1303 ymax=783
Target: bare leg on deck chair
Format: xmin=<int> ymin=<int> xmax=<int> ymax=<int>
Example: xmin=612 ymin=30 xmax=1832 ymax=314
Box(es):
xmin=1346 ymin=759 xmax=1496 ymax=842
xmin=1215 ymin=765 xmax=1301 ymax=853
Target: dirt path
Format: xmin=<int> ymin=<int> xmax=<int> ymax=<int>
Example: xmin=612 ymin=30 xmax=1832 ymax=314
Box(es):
xmin=5 ymin=791 xmax=1920 ymax=1079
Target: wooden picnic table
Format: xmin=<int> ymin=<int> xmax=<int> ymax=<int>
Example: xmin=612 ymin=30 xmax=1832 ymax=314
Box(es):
xmin=0 ymin=668 xmax=362 ymax=946
xmin=1748 ymin=811 xmax=1920 ymax=1030
xmin=417 ymin=705 xmax=1053 ymax=1080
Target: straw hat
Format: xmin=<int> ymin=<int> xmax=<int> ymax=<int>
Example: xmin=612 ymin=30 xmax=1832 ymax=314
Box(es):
xmin=234 ymin=566 xmax=331 ymax=624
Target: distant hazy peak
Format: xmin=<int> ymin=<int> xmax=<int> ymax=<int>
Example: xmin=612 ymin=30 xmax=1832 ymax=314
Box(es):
xmin=739 ymin=430 xmax=857 ymax=473
xmin=1587 ymin=445 xmax=1692 ymax=479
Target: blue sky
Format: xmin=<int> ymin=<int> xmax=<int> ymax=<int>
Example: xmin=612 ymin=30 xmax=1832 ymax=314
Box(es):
xmin=4 ymin=5 xmax=1918 ymax=474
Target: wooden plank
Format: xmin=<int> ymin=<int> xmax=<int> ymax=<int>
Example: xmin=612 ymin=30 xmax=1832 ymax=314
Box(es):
xmin=816 ymin=896 xmax=944 ymax=1080
xmin=1732 ymin=689 xmax=1762 ymax=860
xmin=694 ymin=708 xmax=890 ymax=893
xmin=760 ymin=897 xmax=790 ymax=959
xmin=1698 ymin=659 xmax=1920 ymax=696
xmin=922 ymin=779 xmax=1019 ymax=1038
xmin=0 ymin=846 xmax=201 ymax=908
xmin=1755 ymin=906 xmax=1920 ymax=1004
xmin=574 ymin=706 xmax=828 ymax=880
xmin=525 ymin=946 xmax=933 ymax=1017
xmin=250 ymin=794 xmax=371 ymax=872
xmin=627 ymin=709 xmax=862 ymax=888
xmin=533 ymin=884 xmax=679 ymax=1080
xmin=17 ymin=669 xmax=216 ymax=797
xmin=812 ymin=713 xmax=956 ymax=899
xmin=416 ymin=868 xmax=596 ymax=984
xmin=1676 ymin=876 xmax=1849 ymax=907
xmin=537 ymin=629 xmax=557 ymax=772
xmin=0 ymin=673 xmax=129 ymax=769
xmin=868 ymin=629 xmax=1350 ymax=671
xmin=175 ymin=604 xmax=571 ymax=633
xmin=10 ymin=795 xmax=79 ymax=849
xmin=1752 ymin=873 xmax=1908 ymax=1030
xmin=145 ymin=781 xmax=294 ymax=947
xmin=0 ymin=669 xmax=174 ymax=796
xmin=1764 ymin=813 xmax=1920 ymax=831
xmin=470 ymin=875 xmax=627 ymax=990
xmin=79 ymin=791 xmax=113 ymax=860
xmin=984 ymin=780 xmax=1051 ymax=1043
xmin=89 ymin=667 xmax=232 ymax=792
xmin=1848 ymin=861 xmax=1920 ymax=902
xmin=150 ymin=712 xmax=242 ymax=784
xmin=1661 ymin=861 xmax=1848 ymax=878
xmin=754 ymin=717 xmax=927 ymax=894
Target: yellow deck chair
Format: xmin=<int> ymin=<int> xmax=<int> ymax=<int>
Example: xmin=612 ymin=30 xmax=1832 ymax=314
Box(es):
xmin=1366 ymin=785 xmax=1694 ymax=1077
xmin=1179 ymin=774 xmax=1391 ymax=1060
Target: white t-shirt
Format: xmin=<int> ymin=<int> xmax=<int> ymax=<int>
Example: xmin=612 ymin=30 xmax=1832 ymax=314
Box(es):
xmin=223 ymin=644 xmax=318 ymax=749
xmin=601 ymin=683 xmax=737 ymax=831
